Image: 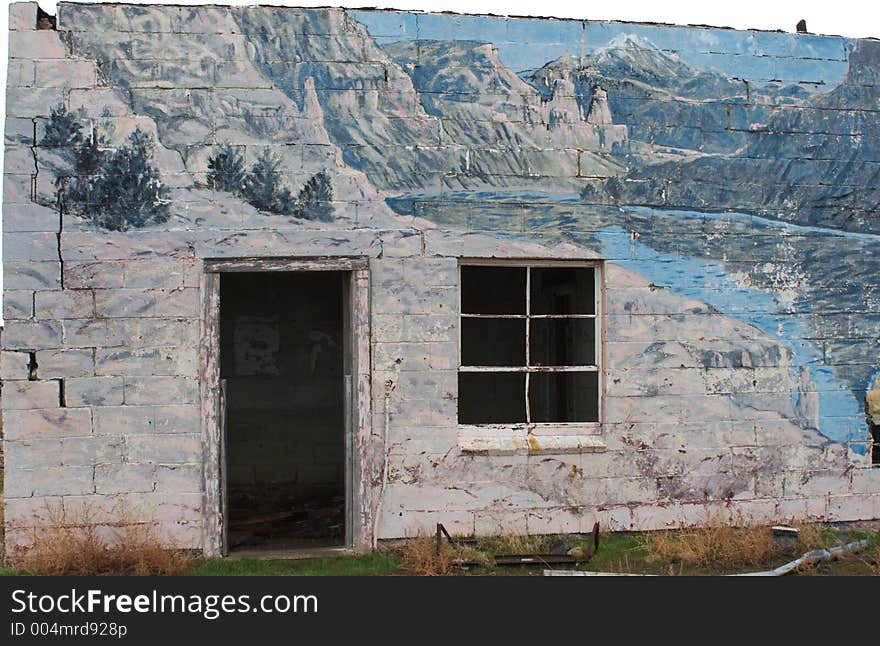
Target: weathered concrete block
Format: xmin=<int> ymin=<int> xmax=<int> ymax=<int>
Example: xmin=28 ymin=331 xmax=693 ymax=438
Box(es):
xmin=5 ymin=86 xmax=64 ymax=117
xmin=122 ymin=259 xmax=184 ymax=289
xmin=3 ymin=289 xmax=33 ymax=319
xmin=93 ymin=406 xmax=155 ymax=435
xmin=115 ymin=4 xmax=180 ymax=32
xmin=62 ymin=319 xmax=124 ymax=348
xmin=94 ymin=463 xmax=156 ymax=495
xmin=9 ymin=2 xmax=38 ymax=31
xmin=3 ymin=172 xmax=33 ymax=204
xmin=154 ymin=405 xmax=199 ymax=433
xmin=9 ymin=30 xmax=67 ymax=59
xmin=2 ymin=495 xmax=63 ymax=530
xmin=5 ymin=466 xmax=95 ymax=498
xmin=4 ymin=261 xmax=61 ymax=290
xmin=65 ymin=262 xmax=126 ymax=289
xmin=6 ymin=60 xmax=34 ymax=87
xmin=124 ymin=377 xmax=198 ymax=405
xmin=4 ymin=407 xmax=92 ymax=440
xmin=154 ymin=464 xmax=201 ymax=493
xmin=2 ymin=380 xmax=59 ymax=410
xmin=850 ymin=468 xmax=880 ymax=495
xmin=2 ymin=319 xmax=62 ymax=349
xmin=94 ymin=288 xmax=199 ymax=318
xmin=68 ymin=88 xmax=131 ymax=117
xmin=95 ymin=346 xmax=198 ymax=377
xmin=37 ymin=348 xmax=94 ymax=378
xmin=1 ymin=350 xmax=32 ymax=380
xmin=3 ymin=232 xmax=59 ymax=262
xmin=526 ymin=507 xmax=592 ymax=535
xmin=34 ymin=290 xmax=95 ymax=319
xmin=178 ymin=6 xmax=236 ymax=33
xmin=65 ymin=376 xmax=125 ymax=407
xmin=5 ymin=117 xmax=35 ymax=146
xmin=124 ymin=433 xmax=201 ymax=464
xmin=6 ymin=145 xmax=39 ymax=177
xmin=827 ymin=494 xmax=880 ymax=521
xmin=401 ymin=314 xmax=457 ymax=343
xmin=34 ymin=60 xmax=98 ymax=88
xmin=3 ymin=203 xmax=58 ymax=232
xmin=6 ymin=435 xmax=124 ymax=470
xmin=117 ymin=319 xmax=200 ymax=349
xmin=378 ymin=509 xmax=474 ymax=538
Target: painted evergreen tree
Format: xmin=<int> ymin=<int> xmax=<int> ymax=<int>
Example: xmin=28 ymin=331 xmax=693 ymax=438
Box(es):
xmin=59 ymin=128 xmax=169 ymax=231
xmin=206 ymin=143 xmax=247 ymax=194
xmin=41 ymin=104 xmax=84 ymax=148
xmin=295 ymin=171 xmax=333 ymax=221
xmin=242 ymin=147 xmax=296 ymax=215
xmin=91 ymin=129 xmax=170 ymax=230
xmin=57 ymin=127 xmax=108 ymax=214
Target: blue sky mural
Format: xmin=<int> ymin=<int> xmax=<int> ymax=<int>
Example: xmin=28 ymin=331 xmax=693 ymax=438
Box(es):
xmin=352 ymin=9 xmax=852 ymax=84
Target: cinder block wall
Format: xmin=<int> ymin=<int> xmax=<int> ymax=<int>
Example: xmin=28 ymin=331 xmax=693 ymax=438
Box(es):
xmin=2 ymin=2 xmax=879 ymax=553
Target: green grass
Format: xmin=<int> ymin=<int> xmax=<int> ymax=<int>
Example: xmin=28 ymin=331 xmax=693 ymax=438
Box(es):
xmin=188 ymin=553 xmax=404 ymax=576
xmin=575 ymin=527 xmax=880 ymax=576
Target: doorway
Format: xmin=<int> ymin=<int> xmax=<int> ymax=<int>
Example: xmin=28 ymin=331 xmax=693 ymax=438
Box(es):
xmin=219 ymin=270 xmax=348 ymax=553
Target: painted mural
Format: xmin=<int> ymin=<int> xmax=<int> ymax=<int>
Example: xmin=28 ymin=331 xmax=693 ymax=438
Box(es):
xmin=27 ymin=6 xmax=880 ymax=460
xmin=28 ymin=4 xmax=880 ymax=463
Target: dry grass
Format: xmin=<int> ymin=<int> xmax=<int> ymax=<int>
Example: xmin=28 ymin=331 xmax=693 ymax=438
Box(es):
xmin=859 ymin=542 xmax=880 ymax=576
xmin=641 ymin=520 xmax=829 ymax=572
xmin=791 ymin=522 xmax=827 ymax=552
xmin=394 ymin=535 xmax=490 ymax=576
xmin=10 ymin=503 xmax=194 ymax=576
xmin=480 ymin=532 xmax=552 ymax=555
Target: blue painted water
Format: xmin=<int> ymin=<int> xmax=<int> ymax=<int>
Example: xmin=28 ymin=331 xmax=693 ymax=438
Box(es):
xmin=596 ymin=225 xmax=863 ymax=447
xmin=389 ymin=192 xmax=880 ymax=450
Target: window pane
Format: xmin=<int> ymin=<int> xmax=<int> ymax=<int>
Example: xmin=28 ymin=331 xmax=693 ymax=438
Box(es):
xmin=461 ymin=266 xmax=526 ymax=315
xmin=459 ymin=372 xmax=526 ymax=424
xmin=461 ymin=318 xmax=526 ymax=367
xmin=529 ymin=371 xmax=599 ymax=423
xmin=530 ymin=267 xmax=595 ymax=315
xmin=530 ymin=318 xmax=596 ymax=366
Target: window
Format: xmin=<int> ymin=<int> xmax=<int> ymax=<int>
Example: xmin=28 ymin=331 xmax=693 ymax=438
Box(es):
xmin=458 ymin=263 xmax=601 ymax=426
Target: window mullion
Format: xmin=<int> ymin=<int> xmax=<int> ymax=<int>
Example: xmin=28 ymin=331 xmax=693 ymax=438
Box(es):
xmin=525 ymin=267 xmax=531 ymax=424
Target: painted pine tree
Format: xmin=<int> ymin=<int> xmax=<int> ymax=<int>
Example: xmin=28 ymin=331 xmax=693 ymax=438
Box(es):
xmin=295 ymin=171 xmax=333 ymax=221
xmin=207 ymin=143 xmax=247 ymax=194
xmin=41 ymin=104 xmax=84 ymax=148
xmin=91 ymin=129 xmax=170 ymax=230
xmin=242 ymin=147 xmax=296 ymax=215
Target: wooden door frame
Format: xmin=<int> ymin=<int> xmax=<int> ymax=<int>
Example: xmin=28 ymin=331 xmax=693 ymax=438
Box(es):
xmin=199 ymin=256 xmax=373 ymax=557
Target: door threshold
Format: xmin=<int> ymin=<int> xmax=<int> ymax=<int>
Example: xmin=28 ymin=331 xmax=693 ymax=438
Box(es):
xmin=226 ymin=546 xmax=356 ymax=561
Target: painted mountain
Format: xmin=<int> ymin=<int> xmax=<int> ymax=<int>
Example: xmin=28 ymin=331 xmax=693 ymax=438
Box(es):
xmin=32 ymin=4 xmax=880 ymax=451
xmin=524 ymin=34 xmax=797 ymax=156
xmin=578 ymin=38 xmax=880 ymax=234
xmin=55 ymin=5 xmax=878 ymax=232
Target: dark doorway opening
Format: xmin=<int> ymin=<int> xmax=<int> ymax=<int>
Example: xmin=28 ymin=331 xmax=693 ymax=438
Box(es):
xmin=220 ymin=271 xmax=347 ymax=552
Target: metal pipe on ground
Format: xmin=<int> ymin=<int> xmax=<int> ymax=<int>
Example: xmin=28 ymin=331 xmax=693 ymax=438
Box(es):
xmin=543 ymin=539 xmax=871 ymax=576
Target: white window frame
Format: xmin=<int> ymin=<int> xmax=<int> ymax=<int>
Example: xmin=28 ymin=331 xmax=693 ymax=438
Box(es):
xmin=457 ymin=258 xmax=604 ymax=436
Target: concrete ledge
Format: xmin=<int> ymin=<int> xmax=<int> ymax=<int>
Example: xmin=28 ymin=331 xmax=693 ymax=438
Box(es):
xmin=458 ymin=432 xmax=607 ymax=455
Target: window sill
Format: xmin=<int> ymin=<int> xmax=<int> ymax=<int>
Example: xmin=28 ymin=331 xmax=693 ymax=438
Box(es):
xmin=458 ymin=426 xmax=606 ymax=456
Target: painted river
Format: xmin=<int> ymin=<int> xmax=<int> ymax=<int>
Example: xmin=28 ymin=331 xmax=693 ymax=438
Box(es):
xmin=388 ymin=192 xmax=880 ymax=449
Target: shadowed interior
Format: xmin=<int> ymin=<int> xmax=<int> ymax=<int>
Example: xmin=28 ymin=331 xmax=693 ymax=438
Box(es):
xmin=220 ymin=271 xmax=346 ymax=551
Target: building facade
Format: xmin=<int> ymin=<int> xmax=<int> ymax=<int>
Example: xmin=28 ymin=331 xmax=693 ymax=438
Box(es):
xmin=2 ymin=2 xmax=879 ymax=556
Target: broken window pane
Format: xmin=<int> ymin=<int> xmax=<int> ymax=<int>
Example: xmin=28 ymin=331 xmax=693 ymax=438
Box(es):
xmin=530 ymin=318 xmax=596 ymax=366
xmin=459 ymin=372 xmax=526 ymax=424
xmin=461 ymin=266 xmax=526 ymax=315
xmin=530 ymin=267 xmax=595 ymax=315
xmin=461 ymin=318 xmax=526 ymax=366
xmin=529 ymin=371 xmax=599 ymax=423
